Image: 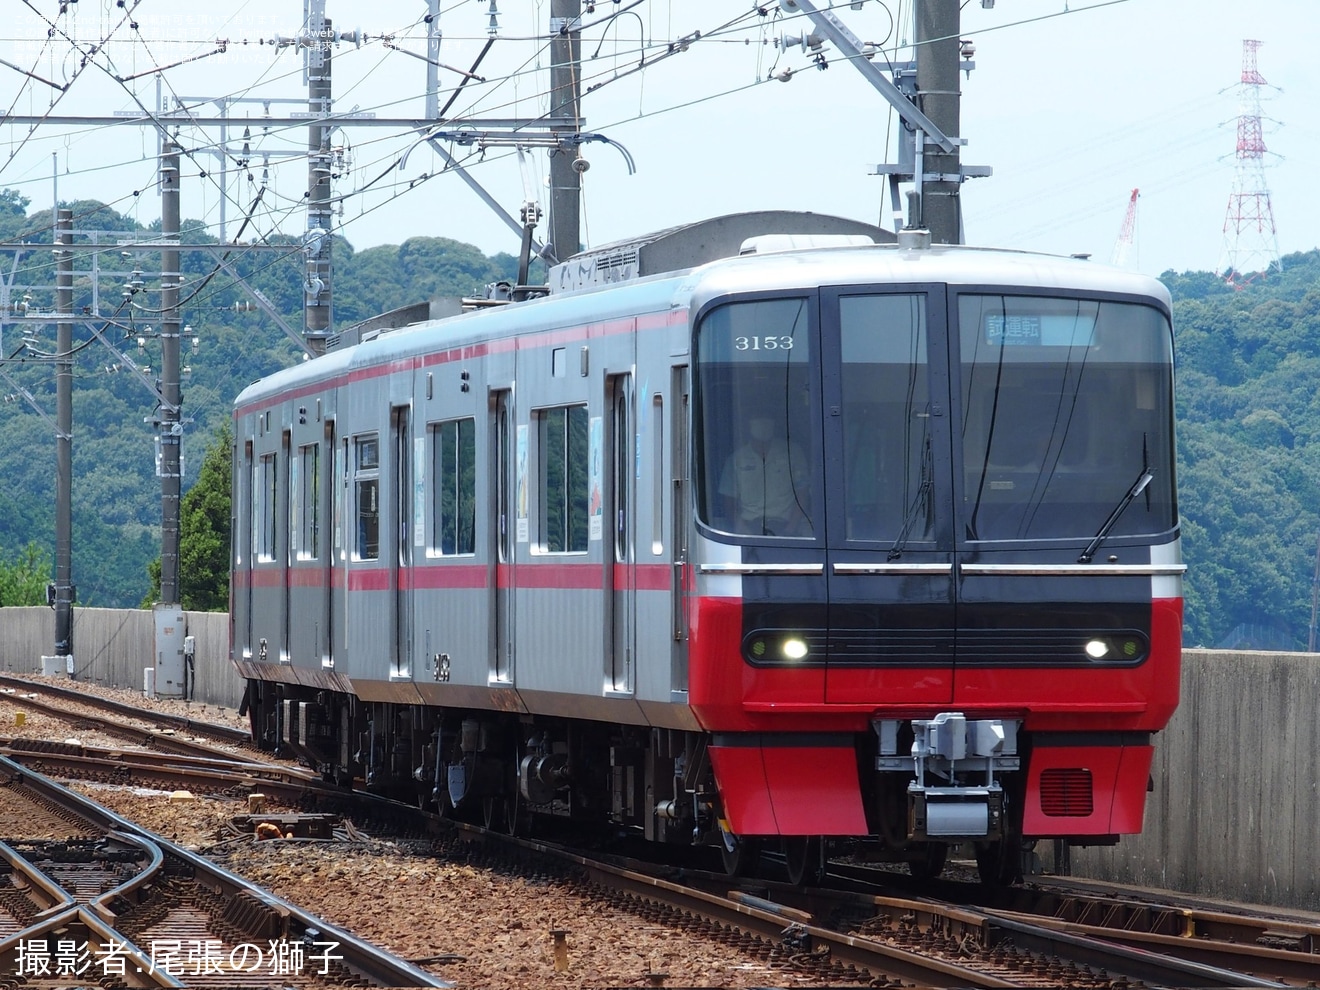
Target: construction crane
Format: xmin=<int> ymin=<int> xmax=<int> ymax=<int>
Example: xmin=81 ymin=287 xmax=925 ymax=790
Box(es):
xmin=1110 ymin=188 xmax=1139 ymax=268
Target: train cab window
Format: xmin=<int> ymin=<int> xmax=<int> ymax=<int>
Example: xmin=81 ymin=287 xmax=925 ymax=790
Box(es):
xmin=959 ymin=294 xmax=1176 ymax=542
xmin=297 ymin=443 xmax=320 ymax=560
xmin=694 ymin=298 xmax=816 ymax=538
xmin=431 ymin=418 xmax=476 ymax=556
xmin=540 ymin=404 xmax=588 ymax=553
xmin=354 ymin=435 xmax=380 ymax=560
xmin=838 ymin=294 xmax=933 ymax=543
xmin=254 ymin=453 xmax=277 ymax=562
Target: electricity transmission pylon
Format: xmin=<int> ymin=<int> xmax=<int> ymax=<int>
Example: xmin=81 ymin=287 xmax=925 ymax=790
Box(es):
xmin=1218 ymin=39 xmax=1281 ymax=289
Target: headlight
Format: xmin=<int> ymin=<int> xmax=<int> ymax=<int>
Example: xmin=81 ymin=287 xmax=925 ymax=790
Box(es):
xmin=743 ymin=631 xmax=816 ymax=664
xmin=782 ymin=637 xmax=808 ymax=660
xmin=1083 ymin=634 xmax=1146 ymax=662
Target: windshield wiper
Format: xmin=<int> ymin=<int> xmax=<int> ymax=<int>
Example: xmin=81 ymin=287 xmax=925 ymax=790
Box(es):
xmin=1078 ymin=466 xmax=1154 ymax=563
xmin=889 ymin=434 xmax=933 ymax=560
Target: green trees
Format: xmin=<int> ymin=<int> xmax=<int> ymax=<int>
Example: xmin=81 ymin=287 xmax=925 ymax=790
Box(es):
xmin=1170 ymin=249 xmax=1320 ymax=649
xmin=0 ymin=543 xmax=49 ymax=607
xmin=142 ymin=421 xmax=232 ymax=611
xmin=0 ymin=196 xmax=523 ymax=609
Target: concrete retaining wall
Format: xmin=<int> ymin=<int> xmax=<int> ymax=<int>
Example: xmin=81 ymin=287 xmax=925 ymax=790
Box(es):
xmin=0 ymin=606 xmax=242 ymax=711
xmin=1070 ymin=648 xmax=1320 ymax=911
xmin=0 ymin=611 xmax=1315 ymax=909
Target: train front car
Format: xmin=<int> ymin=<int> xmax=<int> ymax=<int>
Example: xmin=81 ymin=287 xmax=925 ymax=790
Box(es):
xmin=686 ymin=244 xmax=1182 ymax=883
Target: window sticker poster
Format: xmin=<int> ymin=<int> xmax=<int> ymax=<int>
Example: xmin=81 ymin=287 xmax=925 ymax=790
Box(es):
xmin=589 ymin=415 xmax=603 ymax=541
xmin=516 ymin=424 xmax=529 ymax=543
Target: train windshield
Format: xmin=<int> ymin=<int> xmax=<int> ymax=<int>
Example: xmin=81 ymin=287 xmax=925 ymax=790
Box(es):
xmin=694 ymin=298 xmax=817 ymax=538
xmin=836 ymin=293 xmax=934 ymax=545
xmin=959 ymin=294 xmax=1176 ymax=543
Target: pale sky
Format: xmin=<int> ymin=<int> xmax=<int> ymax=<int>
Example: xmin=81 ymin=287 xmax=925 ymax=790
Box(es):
xmin=1 ymin=0 xmax=1314 ymax=279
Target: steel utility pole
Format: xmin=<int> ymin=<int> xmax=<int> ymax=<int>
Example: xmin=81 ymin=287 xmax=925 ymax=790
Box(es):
xmin=54 ymin=208 xmax=73 ymax=669
xmin=424 ymin=0 xmax=442 ymax=120
xmin=152 ymin=139 xmax=187 ymax=702
xmin=547 ymin=0 xmax=583 ymax=263
xmin=915 ymin=0 xmax=962 ymax=244
xmin=305 ymin=15 xmax=334 ymax=356
xmin=159 ymin=141 xmax=182 ymax=607
xmin=793 ymin=0 xmax=983 ymax=243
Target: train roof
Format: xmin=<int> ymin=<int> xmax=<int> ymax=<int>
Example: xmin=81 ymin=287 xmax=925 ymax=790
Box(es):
xmin=681 ymin=239 xmax=1172 ymax=309
xmin=546 ymin=209 xmax=894 ymax=292
xmin=234 ymin=235 xmax=1171 ymax=411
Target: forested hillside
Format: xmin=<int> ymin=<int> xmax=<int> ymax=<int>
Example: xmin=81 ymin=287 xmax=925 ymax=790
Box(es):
xmin=1166 ymin=253 xmax=1320 ymax=648
xmin=1 ymin=189 xmax=1317 ymax=648
xmin=0 ymin=192 xmax=522 ymax=609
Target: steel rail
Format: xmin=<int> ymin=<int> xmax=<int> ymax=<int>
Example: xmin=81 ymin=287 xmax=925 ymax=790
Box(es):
xmin=0 ymin=741 xmax=334 ymax=804
xmin=988 ymin=909 xmax=1320 ymax=985
xmin=979 ymin=910 xmax=1287 ymax=988
xmin=613 ymin=855 xmax=1291 ymax=989
xmin=0 ymin=754 xmax=451 ymax=988
xmin=0 ymin=673 xmax=252 ymax=746
xmin=837 ymin=861 xmax=1318 ymax=983
xmin=494 ymin=833 xmax=1020 ymax=988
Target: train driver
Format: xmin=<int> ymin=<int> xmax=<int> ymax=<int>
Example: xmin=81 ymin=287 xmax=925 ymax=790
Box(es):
xmin=718 ymin=415 xmax=813 ymax=537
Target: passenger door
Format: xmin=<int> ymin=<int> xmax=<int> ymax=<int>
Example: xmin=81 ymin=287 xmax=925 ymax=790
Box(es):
xmin=607 ymin=373 xmax=634 ymax=694
xmin=669 ymin=367 xmax=690 ymax=696
xmin=819 ymin=287 xmax=956 ymax=705
xmin=391 ymin=405 xmax=413 ymax=678
xmin=490 ymin=389 xmax=515 ymax=683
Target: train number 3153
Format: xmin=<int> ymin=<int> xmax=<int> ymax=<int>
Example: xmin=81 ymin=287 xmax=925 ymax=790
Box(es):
xmin=734 ymin=335 xmax=795 ymax=351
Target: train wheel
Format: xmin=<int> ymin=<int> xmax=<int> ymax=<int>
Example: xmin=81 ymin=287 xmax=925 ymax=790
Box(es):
xmin=907 ymin=842 xmax=948 ymax=880
xmin=427 ymin=784 xmax=453 ymax=818
xmin=719 ymin=834 xmax=761 ymax=877
xmin=481 ymin=795 xmax=505 ymax=832
xmin=975 ymin=839 xmax=1023 ymax=886
xmin=502 ymin=788 xmax=527 ymax=837
xmin=783 ymin=836 xmax=825 ymax=886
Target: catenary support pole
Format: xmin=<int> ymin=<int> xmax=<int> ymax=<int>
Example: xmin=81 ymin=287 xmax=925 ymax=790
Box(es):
xmin=305 ymin=17 xmax=334 ymax=355
xmin=915 ymin=0 xmax=963 ymax=244
xmin=54 ymin=208 xmax=73 ymax=668
xmin=547 ymin=0 xmax=583 ymax=263
xmin=425 ymin=0 xmax=442 ymax=120
xmin=160 ymin=141 xmax=182 ymax=606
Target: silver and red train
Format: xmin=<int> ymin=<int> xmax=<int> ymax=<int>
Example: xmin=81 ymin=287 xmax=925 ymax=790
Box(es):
xmin=231 ymin=212 xmax=1182 ymax=882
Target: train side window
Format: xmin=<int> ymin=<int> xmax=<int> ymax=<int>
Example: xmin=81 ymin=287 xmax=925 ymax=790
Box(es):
xmin=255 ymin=453 xmax=277 ymax=562
xmin=651 ymin=392 xmax=664 ymax=555
xmin=540 ymin=404 xmax=588 ymax=553
xmin=335 ymin=438 xmax=346 ymax=558
xmin=354 ymin=435 xmax=380 ymax=560
xmin=430 ymin=418 xmax=476 ymax=556
xmin=237 ymin=439 xmax=252 ymax=566
xmin=298 ymin=442 xmax=320 ymax=560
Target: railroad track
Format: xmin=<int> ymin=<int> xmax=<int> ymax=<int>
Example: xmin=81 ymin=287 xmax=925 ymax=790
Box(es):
xmin=441 ymin=825 xmax=1306 ymax=989
xmin=825 ymin=859 xmax=1320 ymax=986
xmin=0 ymin=674 xmax=253 ymax=763
xmin=0 ymin=754 xmax=447 ymax=988
xmin=601 ymin=853 xmax=1296 ymax=987
xmin=5 ymin=675 xmax=1314 ymax=986
xmin=0 ymin=736 xmax=321 ymax=803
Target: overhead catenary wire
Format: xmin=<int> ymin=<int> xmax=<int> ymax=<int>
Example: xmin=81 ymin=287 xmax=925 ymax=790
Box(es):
xmin=0 ymin=0 xmax=1159 ymax=284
